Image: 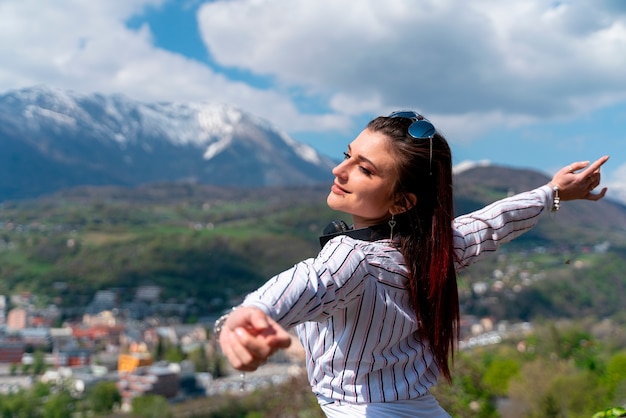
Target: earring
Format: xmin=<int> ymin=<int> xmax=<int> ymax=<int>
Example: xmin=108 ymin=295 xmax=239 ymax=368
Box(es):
xmin=388 ymin=214 xmax=396 ymax=240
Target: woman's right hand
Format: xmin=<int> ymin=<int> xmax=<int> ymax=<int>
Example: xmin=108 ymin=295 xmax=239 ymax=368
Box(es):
xmin=218 ymin=306 xmax=292 ymax=371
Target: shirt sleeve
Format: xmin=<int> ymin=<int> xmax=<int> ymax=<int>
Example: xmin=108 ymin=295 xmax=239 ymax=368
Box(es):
xmin=241 ymin=236 xmax=370 ymax=328
xmin=453 ymin=184 xmax=553 ymax=270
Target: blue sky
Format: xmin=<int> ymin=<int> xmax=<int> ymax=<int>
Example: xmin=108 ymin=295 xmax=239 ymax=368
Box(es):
xmin=1 ymin=0 xmax=625 ymax=201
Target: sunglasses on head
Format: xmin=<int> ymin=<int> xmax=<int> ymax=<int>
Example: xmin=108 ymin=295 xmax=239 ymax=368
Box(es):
xmin=388 ymin=110 xmax=436 ymax=174
xmin=388 ymin=111 xmax=436 ymax=139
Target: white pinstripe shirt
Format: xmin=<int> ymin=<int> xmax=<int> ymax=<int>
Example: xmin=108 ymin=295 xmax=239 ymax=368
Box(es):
xmin=242 ymin=185 xmax=553 ymax=404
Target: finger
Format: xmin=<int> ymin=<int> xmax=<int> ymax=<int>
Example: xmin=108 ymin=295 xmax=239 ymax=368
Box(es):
xmin=267 ymin=334 xmax=292 ymax=352
xmin=248 ymin=309 xmax=271 ymax=331
xmin=580 ymin=155 xmax=610 ymax=177
xmin=586 ymin=187 xmax=608 ymax=201
xmin=234 ymin=327 xmax=273 ymax=359
xmin=273 ymin=335 xmax=293 ymax=349
xmin=221 ymin=330 xmax=260 ymax=371
xmin=558 ymin=163 xmax=576 ymax=178
xmin=567 ymin=161 xmax=589 ymax=173
xmin=265 ymin=317 xmax=292 ymax=349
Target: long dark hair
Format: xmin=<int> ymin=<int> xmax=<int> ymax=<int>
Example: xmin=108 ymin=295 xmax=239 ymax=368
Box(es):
xmin=367 ymin=116 xmax=459 ymax=381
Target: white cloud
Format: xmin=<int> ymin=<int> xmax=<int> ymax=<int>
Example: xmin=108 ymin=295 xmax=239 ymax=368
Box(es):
xmin=197 ymin=0 xmax=626 ymax=133
xmin=606 ymin=161 xmax=626 ymax=205
xmin=0 ymin=0 xmax=625 ymax=145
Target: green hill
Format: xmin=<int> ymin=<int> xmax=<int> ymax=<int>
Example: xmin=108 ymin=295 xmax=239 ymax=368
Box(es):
xmin=1 ymin=165 xmax=625 ymax=323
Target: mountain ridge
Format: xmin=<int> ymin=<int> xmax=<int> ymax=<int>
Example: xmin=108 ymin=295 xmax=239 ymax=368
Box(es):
xmin=5 ymin=162 xmax=625 ymax=247
xmin=0 ymin=86 xmax=336 ymax=201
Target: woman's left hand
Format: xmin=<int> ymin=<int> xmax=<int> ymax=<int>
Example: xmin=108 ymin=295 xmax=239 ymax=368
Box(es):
xmin=550 ymin=155 xmax=609 ymax=202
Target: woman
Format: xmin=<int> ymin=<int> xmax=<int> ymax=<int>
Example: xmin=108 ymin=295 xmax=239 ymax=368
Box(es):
xmin=216 ymin=111 xmax=609 ymax=417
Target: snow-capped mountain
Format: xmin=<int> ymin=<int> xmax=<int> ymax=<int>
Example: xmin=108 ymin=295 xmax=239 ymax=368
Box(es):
xmin=0 ymin=86 xmax=337 ymax=201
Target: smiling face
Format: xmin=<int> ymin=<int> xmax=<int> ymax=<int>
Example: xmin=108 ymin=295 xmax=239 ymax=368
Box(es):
xmin=327 ymin=128 xmax=401 ymax=229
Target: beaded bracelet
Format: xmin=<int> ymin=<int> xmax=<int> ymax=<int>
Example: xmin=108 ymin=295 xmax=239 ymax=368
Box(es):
xmin=213 ymin=307 xmax=237 ymax=340
xmin=551 ymin=185 xmax=561 ymax=212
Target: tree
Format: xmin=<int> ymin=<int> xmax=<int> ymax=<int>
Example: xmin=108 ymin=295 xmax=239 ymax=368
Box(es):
xmin=592 ymin=407 xmax=626 ymax=418
xmin=604 ymin=351 xmax=626 ymax=395
xmin=131 ymin=394 xmax=172 ymax=418
xmin=532 ymin=394 xmax=562 ymax=418
xmin=87 ymin=381 xmax=121 ymax=414
xmin=32 ymin=382 xmax=52 ymax=398
xmin=481 ymin=357 xmax=520 ymax=397
xmin=32 ymin=350 xmax=47 ymax=375
xmin=164 ymin=346 xmax=185 ymax=363
xmin=431 ymin=352 xmax=499 ymax=417
xmin=208 ymin=351 xmax=228 ymax=378
xmin=20 ymin=363 xmax=31 ymax=375
xmin=154 ymin=335 xmax=165 ymax=361
xmin=508 ymin=358 xmax=610 ymax=418
xmin=1 ymin=390 xmax=39 ymax=418
xmin=187 ymin=346 xmax=209 ymax=373
xmin=42 ymin=390 xmax=75 ymax=418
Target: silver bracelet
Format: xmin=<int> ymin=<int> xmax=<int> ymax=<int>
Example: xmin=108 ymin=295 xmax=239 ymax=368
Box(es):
xmin=551 ymin=185 xmax=561 ymax=212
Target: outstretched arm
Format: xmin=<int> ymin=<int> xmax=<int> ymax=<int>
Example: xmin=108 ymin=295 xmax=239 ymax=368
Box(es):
xmin=453 ymin=155 xmax=610 ymax=269
xmin=217 ymin=306 xmax=292 ymax=372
